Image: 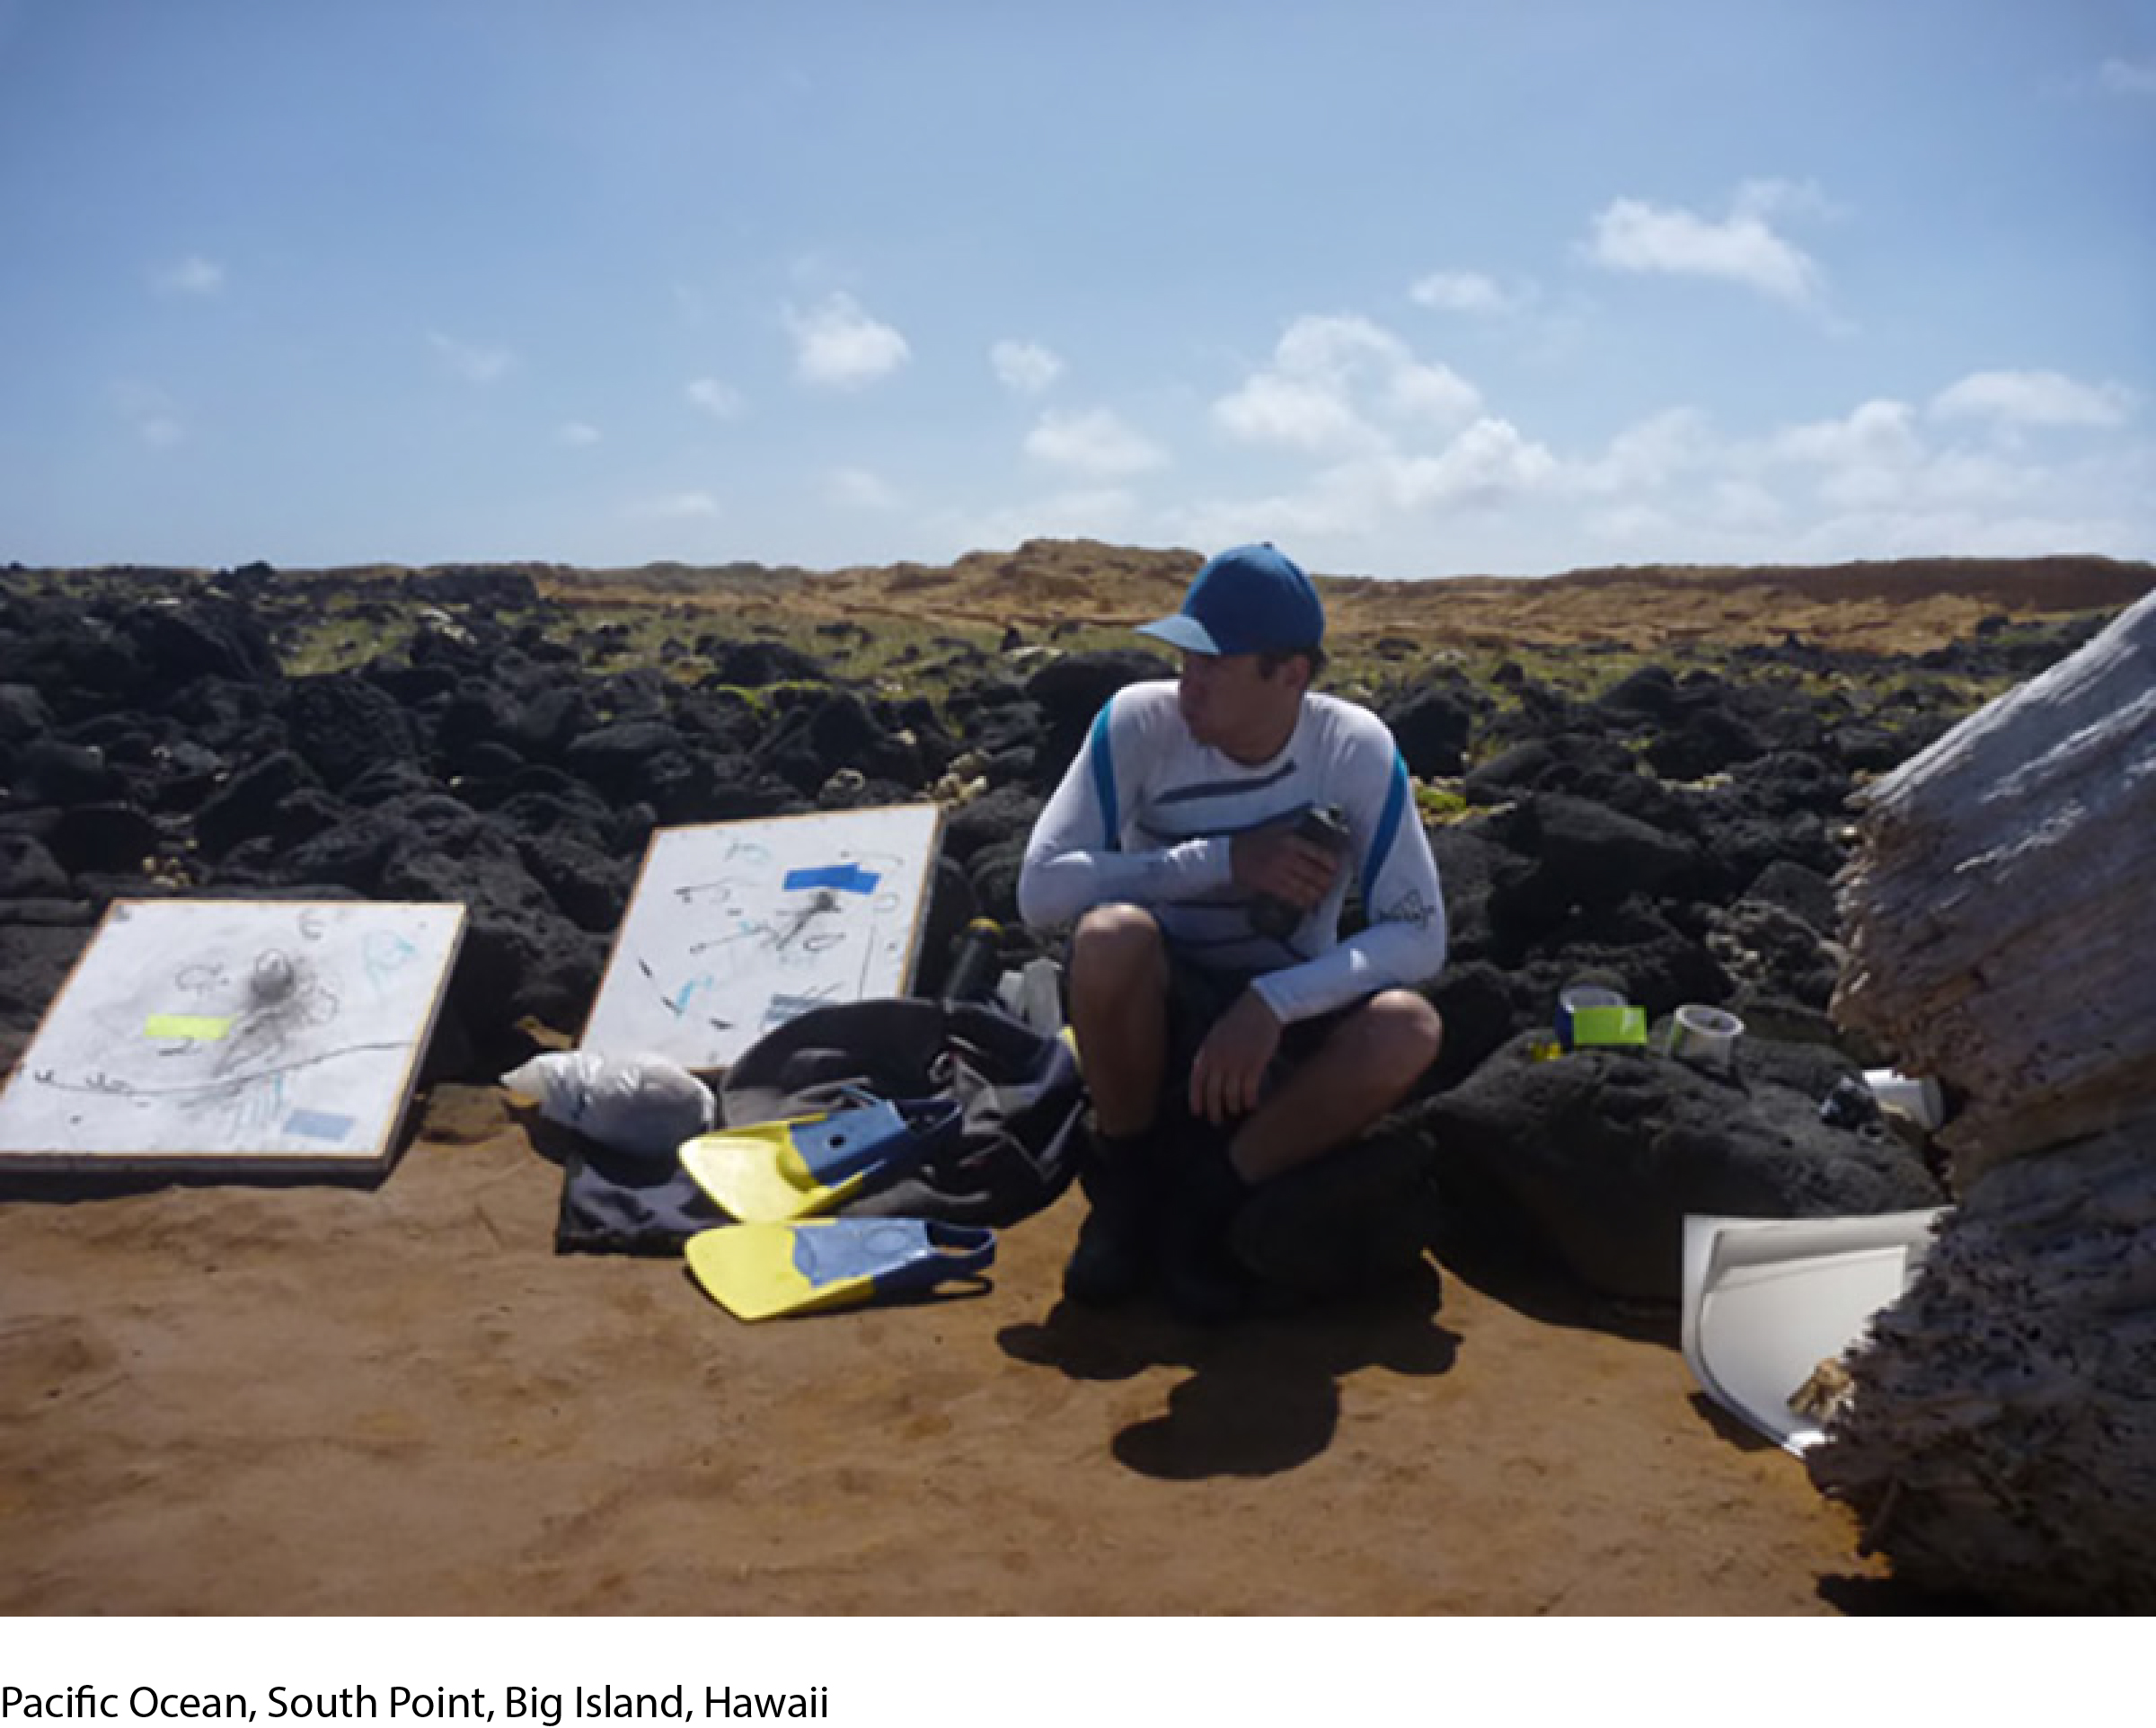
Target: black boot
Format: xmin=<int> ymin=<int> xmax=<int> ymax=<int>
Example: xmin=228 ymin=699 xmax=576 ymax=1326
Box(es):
xmin=1062 ymin=1130 xmax=1153 ymax=1307
xmin=1153 ymin=1137 xmax=1253 ymax=1326
xmin=1230 ymin=1133 xmax=1438 ymax=1300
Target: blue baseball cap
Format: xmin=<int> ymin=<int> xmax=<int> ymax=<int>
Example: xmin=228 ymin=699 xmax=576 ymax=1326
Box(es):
xmin=1136 ymin=542 xmax=1325 ymax=657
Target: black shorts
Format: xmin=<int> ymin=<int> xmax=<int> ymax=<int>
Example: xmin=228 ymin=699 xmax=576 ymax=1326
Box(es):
xmin=1161 ymin=950 xmax=1361 ymax=1117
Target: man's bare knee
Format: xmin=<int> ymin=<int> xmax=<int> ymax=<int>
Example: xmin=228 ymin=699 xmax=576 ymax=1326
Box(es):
xmin=1348 ymin=990 xmax=1444 ymax=1096
xmin=1070 ymin=904 xmax=1168 ymax=995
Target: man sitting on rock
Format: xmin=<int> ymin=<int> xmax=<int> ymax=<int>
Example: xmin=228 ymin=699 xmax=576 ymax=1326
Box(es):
xmin=1017 ymin=543 xmax=1448 ymax=1321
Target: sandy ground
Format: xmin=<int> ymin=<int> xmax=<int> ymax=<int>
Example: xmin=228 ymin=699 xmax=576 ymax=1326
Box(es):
xmin=0 ymin=1085 xmax=1904 ymax=1616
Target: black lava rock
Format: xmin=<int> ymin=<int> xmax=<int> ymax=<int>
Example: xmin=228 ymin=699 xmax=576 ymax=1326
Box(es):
xmin=13 ymin=738 xmax=118 ymax=806
xmin=1409 ymin=1031 xmax=1944 ymax=1302
xmin=286 ymin=672 xmax=421 ymax=791
xmin=46 ymin=803 xmax=159 ymax=876
xmin=194 ymin=751 xmax=323 ymax=857
xmin=1383 ymin=686 xmax=1476 ymax=779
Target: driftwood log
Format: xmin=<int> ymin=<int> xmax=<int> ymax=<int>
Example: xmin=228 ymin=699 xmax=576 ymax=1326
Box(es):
xmin=1833 ymin=588 xmax=2156 ymax=1186
xmin=1811 ymin=589 xmax=2156 ymax=1609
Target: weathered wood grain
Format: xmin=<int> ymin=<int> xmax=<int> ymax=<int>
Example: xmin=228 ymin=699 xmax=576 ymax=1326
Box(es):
xmin=1833 ymin=589 xmax=2156 ymax=1186
xmin=1815 ymin=589 xmax=2156 ymax=1609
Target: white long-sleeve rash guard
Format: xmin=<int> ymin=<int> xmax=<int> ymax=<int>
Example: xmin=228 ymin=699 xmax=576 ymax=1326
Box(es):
xmin=1016 ymin=682 xmax=1447 ymax=1024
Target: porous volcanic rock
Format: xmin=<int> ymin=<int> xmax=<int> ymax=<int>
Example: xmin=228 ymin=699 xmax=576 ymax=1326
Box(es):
xmin=1409 ymin=1032 xmax=1944 ymax=1302
xmin=1021 ymin=648 xmax=1172 ymax=789
xmin=285 ymin=672 xmax=422 ymax=791
xmin=1381 ymin=683 xmax=1477 ymax=779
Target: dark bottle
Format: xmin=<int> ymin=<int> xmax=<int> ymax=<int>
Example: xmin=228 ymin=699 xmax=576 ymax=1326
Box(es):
xmin=941 ymin=916 xmax=1004 ymax=1003
xmin=1250 ymin=805 xmax=1350 ymax=939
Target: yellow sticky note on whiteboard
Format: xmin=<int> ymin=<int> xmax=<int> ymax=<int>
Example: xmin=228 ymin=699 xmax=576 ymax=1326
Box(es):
xmin=145 ymin=1014 xmax=232 ymax=1041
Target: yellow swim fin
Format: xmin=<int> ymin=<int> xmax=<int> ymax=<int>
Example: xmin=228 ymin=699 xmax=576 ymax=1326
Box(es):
xmin=677 ymin=1093 xmax=961 ymax=1223
xmin=685 ymin=1218 xmax=997 ymax=1321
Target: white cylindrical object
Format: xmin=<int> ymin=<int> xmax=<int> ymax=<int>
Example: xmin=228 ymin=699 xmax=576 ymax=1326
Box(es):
xmin=1666 ymin=1004 xmax=1745 ymax=1071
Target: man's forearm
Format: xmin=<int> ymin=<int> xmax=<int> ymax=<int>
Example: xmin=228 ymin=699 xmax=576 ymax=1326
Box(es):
xmin=1250 ymin=915 xmax=1447 ymax=1024
xmin=1016 ymin=836 xmax=1233 ymax=930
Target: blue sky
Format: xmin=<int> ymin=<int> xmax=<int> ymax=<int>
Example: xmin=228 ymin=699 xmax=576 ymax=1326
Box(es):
xmin=2 ymin=1 xmax=2152 ymax=579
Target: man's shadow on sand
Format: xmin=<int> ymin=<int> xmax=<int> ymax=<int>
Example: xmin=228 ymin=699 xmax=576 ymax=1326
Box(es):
xmin=996 ymin=1263 xmax=1459 ymax=1480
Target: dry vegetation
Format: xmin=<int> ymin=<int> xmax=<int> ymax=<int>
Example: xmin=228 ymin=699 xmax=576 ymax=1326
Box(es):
xmin=532 ymin=541 xmax=2155 ymax=657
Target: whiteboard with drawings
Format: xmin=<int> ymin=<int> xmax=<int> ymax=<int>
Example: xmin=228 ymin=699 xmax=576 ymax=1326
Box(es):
xmin=580 ymin=805 xmax=944 ymax=1071
xmin=0 ymin=899 xmax=466 ymax=1173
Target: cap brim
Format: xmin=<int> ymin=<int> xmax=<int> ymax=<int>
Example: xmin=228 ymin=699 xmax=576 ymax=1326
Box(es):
xmin=1135 ymin=613 xmax=1221 ymax=655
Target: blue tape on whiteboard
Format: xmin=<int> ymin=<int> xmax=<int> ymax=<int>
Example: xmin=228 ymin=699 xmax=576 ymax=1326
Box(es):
xmin=783 ymin=863 xmax=881 ymax=895
xmin=285 ymin=1109 xmax=357 ymax=1142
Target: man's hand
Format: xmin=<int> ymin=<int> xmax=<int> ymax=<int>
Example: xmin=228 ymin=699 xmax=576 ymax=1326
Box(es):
xmin=1231 ymin=818 xmax=1344 ymax=917
xmin=1189 ymin=988 xmax=1284 ymax=1125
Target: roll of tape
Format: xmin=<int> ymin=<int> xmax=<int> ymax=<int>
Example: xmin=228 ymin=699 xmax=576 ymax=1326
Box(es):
xmin=1666 ymin=1003 xmax=1744 ymax=1071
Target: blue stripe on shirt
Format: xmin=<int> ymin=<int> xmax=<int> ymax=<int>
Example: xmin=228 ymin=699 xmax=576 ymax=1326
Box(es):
xmin=1363 ymin=753 xmax=1410 ymax=905
xmin=1134 ymin=808 xmax=1312 ymax=847
xmin=1088 ymin=701 xmax=1120 ymax=850
xmin=1153 ymin=760 xmax=1301 ymax=805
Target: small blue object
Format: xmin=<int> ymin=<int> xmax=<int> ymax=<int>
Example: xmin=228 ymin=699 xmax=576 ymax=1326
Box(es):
xmin=783 ymin=863 xmax=881 ymax=895
xmin=284 ymin=1108 xmax=355 ymax=1142
xmin=787 ymin=1094 xmax=962 ymax=1184
xmin=790 ymin=1219 xmax=997 ymax=1298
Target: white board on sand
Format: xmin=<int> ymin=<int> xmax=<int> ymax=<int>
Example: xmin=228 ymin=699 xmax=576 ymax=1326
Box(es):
xmin=1681 ymin=1209 xmax=1946 ymax=1455
xmin=0 ymin=899 xmax=466 ymax=1174
xmin=580 ymin=804 xmax=944 ymax=1071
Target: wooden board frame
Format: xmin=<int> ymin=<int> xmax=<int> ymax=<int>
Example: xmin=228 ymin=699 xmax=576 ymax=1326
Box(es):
xmin=0 ymin=899 xmax=467 ymax=1176
xmin=580 ymin=805 xmax=945 ymax=1072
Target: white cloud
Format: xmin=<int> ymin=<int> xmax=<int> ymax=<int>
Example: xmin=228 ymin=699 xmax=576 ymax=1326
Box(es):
xmin=966 ymin=339 xmax=2149 ymax=581
xmin=1386 ymin=359 xmax=1483 ymax=427
xmin=556 ymin=421 xmax=601 ymax=447
xmin=1930 ymin=369 xmax=2134 ymax=429
xmin=1173 ymin=417 xmax=1558 ymax=568
xmin=784 ymin=292 xmax=910 ymax=389
xmin=1386 ymin=419 xmax=1560 ymax=510
xmin=1585 ymin=180 xmax=1826 ymax=305
xmin=153 ymin=255 xmax=225 ymax=297
xmin=1185 ymin=316 xmax=1552 ymax=564
xmin=1773 ymin=399 xmax=1924 ymax=469
xmin=1409 ymin=270 xmax=1514 ymax=315
xmin=112 ymin=381 xmax=184 ymax=448
xmin=1025 ymin=407 xmax=1168 ymax=478
xmin=1180 ymin=400 xmax=2153 ymax=576
xmin=828 ymin=466 xmax=901 ymax=509
xmin=685 ymin=377 xmax=746 ymax=419
xmin=1214 ymin=372 xmax=1376 ymax=453
xmin=1272 ymin=313 xmax=1400 ymax=380
xmin=2099 ymin=57 xmax=2156 ymax=97
xmin=1708 ymin=479 xmax=1787 ymax=533
xmin=1916 ymin=447 xmax=2040 ymax=506
xmin=1587 ymin=473 xmax=1783 ymax=547
xmin=1779 ymin=503 xmax=2143 ymax=562
xmin=1575 ymin=407 xmax=1716 ymax=495
xmin=428 ymin=331 xmax=516 ymax=384
xmin=1213 ymin=313 xmax=1481 ymax=454
xmin=1587 ymin=501 xmax=1678 ymax=548
xmin=1755 ymin=401 xmax=1931 ymax=514
xmin=1550 ymin=382 xmax=2152 ymax=569
xmin=991 ymin=339 xmax=1064 ymax=394
xmin=632 ymin=490 xmax=721 ymax=520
